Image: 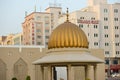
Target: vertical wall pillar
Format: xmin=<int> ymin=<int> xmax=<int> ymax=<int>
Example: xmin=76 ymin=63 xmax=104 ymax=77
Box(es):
xmin=94 ymin=65 xmax=97 ymax=80
xmin=48 ymin=66 xmax=52 ymax=80
xmin=41 ymin=66 xmax=44 ymax=80
xmin=67 ymin=64 xmax=72 ymax=80
xmin=85 ymin=65 xmax=90 ymax=80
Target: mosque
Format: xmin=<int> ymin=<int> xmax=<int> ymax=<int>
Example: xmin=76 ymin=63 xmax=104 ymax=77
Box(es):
xmin=0 ymin=9 xmax=105 ymax=80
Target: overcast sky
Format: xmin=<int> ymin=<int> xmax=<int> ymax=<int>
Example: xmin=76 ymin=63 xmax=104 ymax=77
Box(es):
xmin=0 ymin=0 xmax=119 ymax=36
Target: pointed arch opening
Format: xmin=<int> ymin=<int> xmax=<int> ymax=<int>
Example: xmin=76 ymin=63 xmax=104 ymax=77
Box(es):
xmin=14 ymin=58 xmax=28 ymax=80
xmin=0 ymin=59 xmax=6 ymax=80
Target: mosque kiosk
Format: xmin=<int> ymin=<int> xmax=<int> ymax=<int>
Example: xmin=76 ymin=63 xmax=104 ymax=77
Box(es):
xmin=33 ymin=9 xmax=105 ymax=80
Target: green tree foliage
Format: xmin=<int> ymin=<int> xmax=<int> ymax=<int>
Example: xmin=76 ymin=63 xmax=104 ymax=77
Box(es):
xmin=26 ymin=76 xmax=31 ymax=80
xmin=12 ymin=77 xmax=17 ymax=80
xmin=85 ymin=79 xmax=90 ymax=80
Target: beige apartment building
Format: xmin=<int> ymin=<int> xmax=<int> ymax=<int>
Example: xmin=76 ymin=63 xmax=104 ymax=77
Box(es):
xmin=22 ymin=5 xmax=62 ymax=47
xmin=22 ymin=12 xmax=51 ymax=46
xmin=58 ymin=0 xmax=120 ymax=75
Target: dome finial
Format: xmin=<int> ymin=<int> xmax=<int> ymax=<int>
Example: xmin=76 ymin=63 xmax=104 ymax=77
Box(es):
xmin=66 ymin=8 xmax=69 ymax=22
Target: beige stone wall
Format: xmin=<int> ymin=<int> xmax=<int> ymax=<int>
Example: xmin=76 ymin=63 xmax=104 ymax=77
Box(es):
xmin=90 ymin=49 xmax=105 ymax=80
xmin=0 ymin=47 xmax=46 ymax=80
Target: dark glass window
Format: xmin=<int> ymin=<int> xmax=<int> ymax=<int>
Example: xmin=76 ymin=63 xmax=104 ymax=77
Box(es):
xmin=105 ymin=59 xmax=109 ymax=64
xmin=113 ymin=59 xmax=118 ymax=64
xmin=104 ymin=26 xmax=108 ymax=29
xmin=114 ymin=9 xmax=118 ymax=13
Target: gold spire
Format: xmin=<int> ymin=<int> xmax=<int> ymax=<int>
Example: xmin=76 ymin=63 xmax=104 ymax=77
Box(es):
xmin=66 ymin=8 xmax=69 ymax=22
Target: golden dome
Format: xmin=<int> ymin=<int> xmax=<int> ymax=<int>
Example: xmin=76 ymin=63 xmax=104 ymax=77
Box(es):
xmin=48 ymin=21 xmax=89 ymax=49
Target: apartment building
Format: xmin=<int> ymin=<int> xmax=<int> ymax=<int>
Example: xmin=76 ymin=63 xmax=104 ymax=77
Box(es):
xmin=22 ymin=5 xmax=62 ymax=47
xmin=58 ymin=0 xmax=120 ymax=74
xmin=59 ymin=0 xmax=120 ymax=58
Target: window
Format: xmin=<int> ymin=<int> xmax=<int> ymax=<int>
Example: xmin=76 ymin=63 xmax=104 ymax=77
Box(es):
xmin=114 ymin=18 xmax=118 ymax=21
xmin=105 ymin=34 xmax=108 ymax=38
xmin=113 ymin=59 xmax=118 ymax=64
xmin=79 ymin=24 xmax=83 ymax=28
xmin=115 ymin=34 xmax=119 ymax=38
xmin=59 ymin=11 xmax=61 ymax=15
xmin=37 ymin=42 xmax=41 ymax=45
xmin=105 ymin=59 xmax=109 ymax=64
xmin=80 ymin=17 xmax=84 ymax=19
xmin=115 ymin=26 xmax=119 ymax=29
xmin=91 ymin=17 xmax=95 ymax=20
xmin=32 ymin=37 xmax=34 ymax=40
xmin=104 ymin=17 xmax=108 ymax=21
xmin=114 ymin=9 xmax=118 ymax=13
xmin=94 ymin=42 xmax=98 ymax=46
xmin=104 ymin=9 xmax=108 ymax=13
xmin=45 ymin=30 xmax=49 ymax=33
xmin=105 ymin=51 xmax=109 ymax=55
xmin=45 ymin=36 xmax=49 ymax=39
xmin=32 ymin=33 xmax=34 ymax=36
xmin=94 ymin=33 xmax=98 ymax=37
xmin=105 ymin=43 xmax=109 ymax=46
xmin=36 ymin=29 xmax=41 ymax=33
xmin=94 ymin=25 xmax=98 ymax=29
xmin=37 ymin=35 xmax=41 ymax=39
xmin=45 ymin=23 xmax=49 ymax=27
xmin=104 ymin=26 xmax=108 ymax=29
xmin=116 ymin=51 xmax=120 ymax=55
xmin=115 ymin=43 xmax=119 ymax=46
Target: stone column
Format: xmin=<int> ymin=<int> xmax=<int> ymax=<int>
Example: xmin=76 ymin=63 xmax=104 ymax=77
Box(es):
xmin=48 ymin=66 xmax=52 ymax=80
xmin=67 ymin=64 xmax=72 ymax=80
xmin=51 ymin=67 xmax=53 ymax=80
xmin=85 ymin=65 xmax=90 ymax=80
xmin=93 ymin=65 xmax=97 ymax=80
xmin=41 ymin=66 xmax=44 ymax=80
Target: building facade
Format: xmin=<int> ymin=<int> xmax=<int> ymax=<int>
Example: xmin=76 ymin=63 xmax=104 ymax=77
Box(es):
xmin=58 ymin=0 xmax=120 ymax=58
xmin=58 ymin=0 xmax=120 ymax=75
xmin=12 ymin=33 xmax=23 ymax=45
xmin=22 ymin=12 xmax=51 ymax=46
xmin=22 ymin=5 xmax=62 ymax=47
